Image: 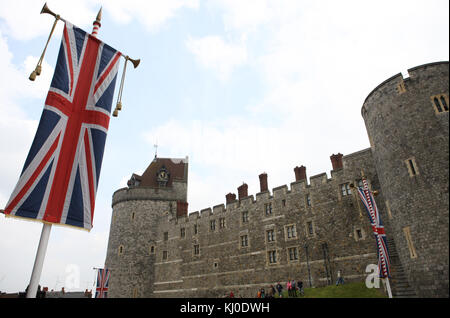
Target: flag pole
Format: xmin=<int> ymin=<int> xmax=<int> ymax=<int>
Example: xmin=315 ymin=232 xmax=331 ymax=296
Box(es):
xmin=385 ymin=277 xmax=393 ymax=298
xmin=26 ymin=223 xmax=52 ymax=298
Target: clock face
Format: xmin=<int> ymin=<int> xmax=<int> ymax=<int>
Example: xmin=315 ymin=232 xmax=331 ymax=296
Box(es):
xmin=157 ymin=167 xmax=170 ymax=186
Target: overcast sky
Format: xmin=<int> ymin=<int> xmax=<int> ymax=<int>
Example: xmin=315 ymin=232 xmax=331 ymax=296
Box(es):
xmin=0 ymin=0 xmax=448 ymax=293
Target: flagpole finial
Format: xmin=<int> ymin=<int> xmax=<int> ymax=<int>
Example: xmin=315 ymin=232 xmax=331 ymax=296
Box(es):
xmin=92 ymin=7 xmax=102 ymax=37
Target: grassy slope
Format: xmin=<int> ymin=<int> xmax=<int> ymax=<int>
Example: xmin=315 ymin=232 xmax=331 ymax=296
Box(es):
xmin=274 ymin=282 xmax=387 ymax=298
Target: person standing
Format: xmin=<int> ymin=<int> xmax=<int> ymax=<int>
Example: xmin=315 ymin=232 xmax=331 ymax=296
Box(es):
xmin=276 ymin=282 xmax=283 ymax=298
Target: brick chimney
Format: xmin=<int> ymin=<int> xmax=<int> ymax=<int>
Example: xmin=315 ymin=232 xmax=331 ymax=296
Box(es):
xmin=259 ymin=173 xmax=268 ymax=192
xmin=330 ymin=153 xmax=344 ymax=170
xmin=176 ymin=201 xmax=188 ymax=217
xmin=294 ymin=165 xmax=307 ymax=181
xmin=237 ymin=183 xmax=248 ymax=200
xmin=225 ymin=193 xmax=237 ymax=204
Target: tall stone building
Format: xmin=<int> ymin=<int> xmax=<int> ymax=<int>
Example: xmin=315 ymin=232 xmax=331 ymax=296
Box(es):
xmin=105 ymin=61 xmax=449 ymax=298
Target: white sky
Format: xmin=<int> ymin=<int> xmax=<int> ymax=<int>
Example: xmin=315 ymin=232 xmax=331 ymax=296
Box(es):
xmin=0 ymin=0 xmax=448 ymax=293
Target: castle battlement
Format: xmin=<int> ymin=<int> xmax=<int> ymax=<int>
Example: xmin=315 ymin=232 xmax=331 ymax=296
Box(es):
xmin=105 ymin=62 xmax=449 ymax=298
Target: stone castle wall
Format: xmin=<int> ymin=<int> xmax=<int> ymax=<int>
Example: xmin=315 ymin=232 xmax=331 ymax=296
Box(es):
xmin=106 ymin=149 xmax=385 ymax=297
xmin=362 ymin=61 xmax=449 ymax=297
xmin=105 ymin=61 xmax=449 ymax=298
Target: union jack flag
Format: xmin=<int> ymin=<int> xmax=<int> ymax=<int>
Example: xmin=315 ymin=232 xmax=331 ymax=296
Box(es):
xmin=95 ymin=268 xmax=110 ymax=298
xmin=357 ymin=178 xmax=391 ymax=278
xmin=3 ymin=22 xmax=121 ymax=231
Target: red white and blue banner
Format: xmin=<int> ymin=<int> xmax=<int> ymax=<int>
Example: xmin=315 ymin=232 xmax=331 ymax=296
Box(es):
xmin=95 ymin=268 xmax=110 ymax=298
xmin=3 ymin=22 xmax=121 ymax=231
xmin=357 ymin=178 xmax=391 ymax=278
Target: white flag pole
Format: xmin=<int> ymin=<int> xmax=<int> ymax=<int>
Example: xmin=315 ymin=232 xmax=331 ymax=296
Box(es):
xmin=26 ymin=223 xmax=52 ymax=298
xmin=385 ymin=277 xmax=393 ymax=298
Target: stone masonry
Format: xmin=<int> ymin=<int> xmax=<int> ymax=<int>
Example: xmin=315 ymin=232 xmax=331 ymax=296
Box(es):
xmin=105 ymin=61 xmax=449 ymax=298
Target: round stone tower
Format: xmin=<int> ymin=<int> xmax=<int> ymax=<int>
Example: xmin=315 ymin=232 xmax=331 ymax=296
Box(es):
xmin=105 ymin=157 xmax=188 ymax=298
xmin=362 ymin=61 xmax=449 ymax=297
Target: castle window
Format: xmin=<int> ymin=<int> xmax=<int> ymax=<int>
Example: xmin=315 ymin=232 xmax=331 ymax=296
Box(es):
xmin=268 ymin=250 xmax=277 ymax=264
xmin=240 ymin=235 xmax=249 ymax=247
xmin=194 ymin=244 xmax=200 ymax=256
xmin=266 ymin=229 xmax=275 ymax=242
xmin=306 ymin=194 xmax=312 ymax=207
xmin=180 ymin=228 xmax=185 ymax=238
xmin=194 ymin=224 xmax=198 ymax=235
xmin=150 ymin=246 xmax=155 ymax=254
xmin=265 ymin=203 xmax=272 ymax=215
xmin=405 ymin=157 xmax=419 ymax=177
xmin=242 ymin=211 xmax=249 ymax=223
xmin=118 ymin=245 xmax=124 ymax=255
xmin=403 ymin=226 xmax=417 ymax=259
xmin=163 ymin=232 xmax=168 ymax=241
xmin=356 ymin=229 xmax=362 ymax=239
xmin=285 ymin=225 xmax=297 ymax=239
xmin=288 ymin=247 xmax=299 ymax=261
xmin=341 ymin=183 xmax=352 ymax=196
xmin=431 ymin=94 xmax=449 ymax=113
xmin=282 ymin=199 xmax=286 ymax=207
xmin=219 ymin=217 xmax=226 ymax=229
xmin=306 ymin=221 xmax=315 ymax=236
xmin=162 ymin=250 xmax=168 ymax=260
xmin=210 ymin=220 xmax=216 ymax=231
xmin=131 ymin=211 xmax=135 ymax=221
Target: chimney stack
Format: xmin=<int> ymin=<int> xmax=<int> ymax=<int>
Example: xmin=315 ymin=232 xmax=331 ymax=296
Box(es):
xmin=237 ymin=183 xmax=248 ymax=200
xmin=225 ymin=193 xmax=236 ymax=204
xmin=259 ymin=173 xmax=268 ymax=192
xmin=330 ymin=153 xmax=344 ymax=170
xmin=176 ymin=201 xmax=188 ymax=217
xmin=294 ymin=165 xmax=307 ymax=181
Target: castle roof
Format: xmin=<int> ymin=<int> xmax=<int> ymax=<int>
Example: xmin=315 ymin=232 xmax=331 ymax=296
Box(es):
xmin=135 ymin=157 xmax=188 ymax=187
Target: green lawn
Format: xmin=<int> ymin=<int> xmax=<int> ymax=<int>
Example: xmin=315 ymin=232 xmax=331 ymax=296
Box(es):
xmin=274 ymin=282 xmax=387 ymax=298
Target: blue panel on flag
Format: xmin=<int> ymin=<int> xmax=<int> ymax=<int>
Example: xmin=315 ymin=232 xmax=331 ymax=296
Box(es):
xmin=73 ymin=26 xmax=87 ymax=64
xmin=97 ymin=43 xmax=116 ymax=78
xmin=90 ymin=128 xmax=107 ymax=189
xmin=66 ymin=167 xmax=84 ymax=228
xmin=95 ymin=73 xmax=117 ymax=112
xmin=50 ymin=43 xmax=70 ymax=94
xmin=15 ymin=160 xmax=54 ymax=219
xmin=21 ymin=109 xmax=61 ymax=176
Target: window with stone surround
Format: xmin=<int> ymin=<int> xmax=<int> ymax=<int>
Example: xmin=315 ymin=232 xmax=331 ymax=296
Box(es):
xmin=149 ymin=245 xmax=155 ymax=254
xmin=131 ymin=211 xmax=135 ymax=221
xmin=268 ymin=250 xmax=277 ymax=264
xmin=431 ymin=94 xmax=449 ymax=113
xmin=306 ymin=194 xmax=312 ymax=207
xmin=194 ymin=224 xmax=198 ymax=235
xmin=162 ymin=250 xmax=168 ymax=261
xmin=194 ymin=244 xmax=200 ymax=256
xmin=265 ymin=203 xmax=272 ymax=215
xmin=285 ymin=224 xmax=297 ymax=240
xmin=306 ymin=221 xmax=315 ymax=237
xmin=118 ymin=245 xmax=124 ymax=256
xmin=210 ymin=220 xmax=216 ymax=231
xmin=242 ymin=211 xmax=249 ymax=224
xmin=288 ymin=247 xmax=299 ymax=262
xmin=240 ymin=234 xmax=249 ymax=247
xmin=340 ymin=183 xmax=352 ymax=196
xmin=180 ymin=227 xmax=185 ymax=238
xmin=219 ymin=217 xmax=226 ymax=229
xmin=266 ymin=229 xmax=275 ymax=243
xmin=354 ymin=228 xmax=365 ymax=241
xmin=163 ymin=232 xmax=168 ymax=241
xmin=405 ymin=157 xmax=419 ymax=177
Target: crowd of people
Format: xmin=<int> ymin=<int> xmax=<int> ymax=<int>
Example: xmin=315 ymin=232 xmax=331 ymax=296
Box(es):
xmin=255 ymin=279 xmax=305 ymax=298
